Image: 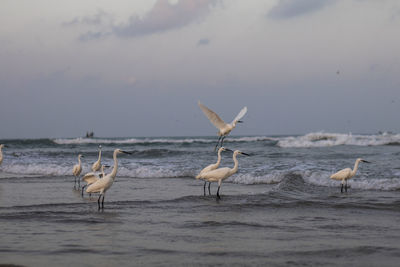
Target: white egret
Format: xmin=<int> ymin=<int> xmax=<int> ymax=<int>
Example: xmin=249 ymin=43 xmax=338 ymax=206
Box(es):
xmin=86 ymin=149 xmax=131 ymax=210
xmin=91 ymin=145 xmax=102 ymax=172
xmin=0 ymin=144 xmax=4 ymax=166
xmin=197 ymin=150 xmax=249 ymax=199
xmin=330 ymin=158 xmax=370 ymax=193
xmin=81 ymin=164 xmax=108 ymax=196
xmin=72 ymin=154 xmax=84 ymax=189
xmin=196 ymin=147 xmax=232 ymax=195
xmin=198 ymin=101 xmax=247 ymax=151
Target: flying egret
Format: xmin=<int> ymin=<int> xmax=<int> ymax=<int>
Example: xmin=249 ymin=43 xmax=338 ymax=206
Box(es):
xmin=197 ymin=150 xmax=249 ymax=199
xmin=81 ymin=164 xmax=108 ymax=197
xmin=72 ymin=154 xmax=84 ymax=189
xmin=86 ymin=149 xmax=131 ymax=210
xmin=196 ymin=147 xmax=232 ymax=195
xmin=198 ymin=101 xmax=247 ymax=151
xmin=0 ymin=144 xmax=4 ymax=166
xmin=92 ymin=145 xmax=102 ymax=172
xmin=330 ymin=158 xmax=370 ymax=193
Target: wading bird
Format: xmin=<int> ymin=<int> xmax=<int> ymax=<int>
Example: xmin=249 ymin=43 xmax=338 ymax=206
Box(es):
xmin=81 ymin=164 xmax=108 ymax=196
xmin=330 ymin=158 xmax=370 ymax=193
xmin=198 ymin=101 xmax=247 ymax=151
xmin=73 ymin=154 xmax=84 ymax=189
xmin=196 ymin=147 xmax=232 ymax=195
xmin=0 ymin=144 xmax=4 ymax=166
xmin=197 ymin=150 xmax=249 ymax=199
xmin=92 ymin=145 xmax=102 ymax=172
xmin=86 ymin=149 xmax=131 ymax=210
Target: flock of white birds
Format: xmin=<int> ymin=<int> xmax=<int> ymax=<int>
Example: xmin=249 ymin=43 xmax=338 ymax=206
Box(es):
xmin=0 ymin=102 xmax=370 ymax=209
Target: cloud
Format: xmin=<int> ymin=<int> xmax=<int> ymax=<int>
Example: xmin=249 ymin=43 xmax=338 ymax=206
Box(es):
xmin=197 ymin=38 xmax=210 ymax=46
xmin=268 ymin=0 xmax=336 ymax=19
xmin=113 ymin=0 xmax=217 ymax=38
xmin=62 ymin=9 xmax=113 ymax=26
xmin=69 ymin=0 xmax=217 ymax=41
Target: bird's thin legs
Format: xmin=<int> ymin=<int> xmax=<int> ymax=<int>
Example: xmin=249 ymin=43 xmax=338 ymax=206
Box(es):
xmin=220 ymin=136 xmax=226 ymax=147
xmin=81 ymin=185 xmax=86 ymax=196
xmin=216 ymin=186 xmax=221 ymax=199
xmin=340 ymin=184 xmax=344 ymax=193
xmin=101 ymin=195 xmax=105 ymax=209
xmin=203 ymin=181 xmax=207 ymax=196
xmin=77 ymin=178 xmax=81 ymax=189
xmin=214 ymin=136 xmax=222 ymax=151
xmin=97 ymin=194 xmax=102 ymax=210
xmin=345 ymin=180 xmax=348 ymax=192
xmin=208 ymin=182 xmax=211 ymax=195
xmin=74 ymin=176 xmax=77 ymax=189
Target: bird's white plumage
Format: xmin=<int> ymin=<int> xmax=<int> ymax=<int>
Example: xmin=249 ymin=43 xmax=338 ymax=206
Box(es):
xmin=91 ymin=146 xmax=102 ymax=172
xmin=196 ymin=147 xmax=227 ymax=179
xmin=198 ymin=101 xmax=247 ymax=137
xmin=330 ymin=158 xmax=368 ymax=182
xmin=83 ymin=165 xmax=106 ymax=185
xmin=197 ymin=150 xmax=247 ymax=198
xmin=0 ymin=144 xmax=4 ymax=166
xmin=86 ymin=149 xmax=126 ymax=195
xmin=231 ymin=106 xmax=247 ymax=125
xmin=198 ymin=101 xmax=226 ymax=130
xmin=72 ymin=154 xmax=83 ymax=177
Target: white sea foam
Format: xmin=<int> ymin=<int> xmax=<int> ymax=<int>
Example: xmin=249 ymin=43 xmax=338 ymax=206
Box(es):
xmin=277 ymin=132 xmax=400 ymax=148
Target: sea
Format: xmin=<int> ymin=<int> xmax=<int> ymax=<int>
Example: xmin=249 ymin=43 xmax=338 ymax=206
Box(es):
xmin=1 ymin=132 xmax=400 ymax=266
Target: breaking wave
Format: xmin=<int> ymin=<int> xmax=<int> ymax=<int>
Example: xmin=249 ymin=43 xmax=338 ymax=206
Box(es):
xmin=276 ymin=132 xmax=400 ymax=148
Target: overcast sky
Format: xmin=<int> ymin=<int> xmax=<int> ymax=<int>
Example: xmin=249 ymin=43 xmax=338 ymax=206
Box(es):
xmin=1 ymin=0 xmax=400 ymax=138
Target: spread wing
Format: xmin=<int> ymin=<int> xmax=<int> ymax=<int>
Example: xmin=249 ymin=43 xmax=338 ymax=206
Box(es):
xmin=198 ymin=101 xmax=227 ymax=130
xmin=82 ymin=172 xmax=100 ymax=185
xmin=231 ymin=106 xmax=247 ymax=124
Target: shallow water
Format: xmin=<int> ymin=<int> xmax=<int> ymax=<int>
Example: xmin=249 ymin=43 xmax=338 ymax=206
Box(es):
xmin=1 ymin=133 xmax=400 ymax=266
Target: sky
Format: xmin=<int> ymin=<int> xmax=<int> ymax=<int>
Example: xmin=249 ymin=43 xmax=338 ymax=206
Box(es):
xmin=1 ymin=0 xmax=400 ymax=138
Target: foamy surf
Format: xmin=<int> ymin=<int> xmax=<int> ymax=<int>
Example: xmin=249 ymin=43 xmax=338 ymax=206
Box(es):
xmin=277 ymin=132 xmax=400 ymax=148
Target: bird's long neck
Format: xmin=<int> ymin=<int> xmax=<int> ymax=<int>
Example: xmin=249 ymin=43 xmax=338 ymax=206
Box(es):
xmin=351 ymin=159 xmax=361 ymax=176
xmin=97 ymin=150 xmax=102 ymax=161
xmin=216 ymin=150 xmax=222 ymax=166
xmin=110 ymin=151 xmax=119 ymax=179
xmin=78 ymin=157 xmax=81 ymax=166
xmin=229 ymin=153 xmax=239 ymax=176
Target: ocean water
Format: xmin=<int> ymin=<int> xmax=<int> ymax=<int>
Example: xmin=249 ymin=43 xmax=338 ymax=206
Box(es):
xmin=1 ymin=132 xmax=400 ymax=266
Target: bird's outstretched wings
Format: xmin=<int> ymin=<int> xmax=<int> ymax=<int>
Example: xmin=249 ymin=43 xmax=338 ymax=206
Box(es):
xmin=198 ymin=101 xmax=227 ymax=130
xmin=82 ymin=172 xmax=100 ymax=185
xmin=231 ymin=106 xmax=247 ymax=124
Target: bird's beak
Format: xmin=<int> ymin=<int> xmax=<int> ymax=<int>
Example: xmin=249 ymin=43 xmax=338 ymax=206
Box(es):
xmin=361 ymin=160 xmax=371 ymax=163
xmin=81 ymin=155 xmax=85 ymax=158
xmin=224 ymin=148 xmax=233 ymax=152
xmin=104 ymin=165 xmax=110 ymax=168
xmin=121 ymin=150 xmax=132 ymax=155
xmin=240 ymin=152 xmax=250 ymax=156
xmin=237 ymin=120 xmax=244 ymax=123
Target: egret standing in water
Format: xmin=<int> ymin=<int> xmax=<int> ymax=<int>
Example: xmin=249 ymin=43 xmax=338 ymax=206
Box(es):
xmin=92 ymin=145 xmax=102 ymax=172
xmin=198 ymin=101 xmax=247 ymax=151
xmin=196 ymin=147 xmax=232 ymax=195
xmin=86 ymin=149 xmax=131 ymax=210
xmin=330 ymin=158 xmax=370 ymax=193
xmin=0 ymin=144 xmax=4 ymax=166
xmin=197 ymin=150 xmax=249 ymax=199
xmin=81 ymin=164 xmax=108 ymax=196
xmin=72 ymin=154 xmax=84 ymax=189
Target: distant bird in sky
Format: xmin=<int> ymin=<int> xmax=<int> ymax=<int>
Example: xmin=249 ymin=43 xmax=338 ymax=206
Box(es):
xmin=330 ymin=158 xmax=370 ymax=193
xmin=198 ymin=101 xmax=247 ymax=151
xmin=197 ymin=150 xmax=249 ymax=199
xmin=73 ymin=154 xmax=84 ymax=189
xmin=92 ymin=145 xmax=102 ymax=172
xmin=0 ymin=144 xmax=4 ymax=166
xmin=86 ymin=149 xmax=131 ymax=210
xmin=196 ymin=147 xmax=232 ymax=195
